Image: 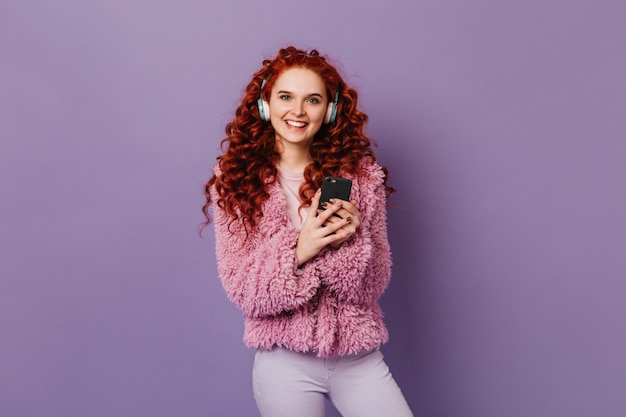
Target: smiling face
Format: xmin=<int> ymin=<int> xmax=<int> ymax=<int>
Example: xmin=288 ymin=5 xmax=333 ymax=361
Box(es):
xmin=268 ymin=67 xmax=328 ymax=152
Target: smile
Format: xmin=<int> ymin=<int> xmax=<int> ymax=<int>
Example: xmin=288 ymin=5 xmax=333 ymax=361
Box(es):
xmin=286 ymin=120 xmax=308 ymax=128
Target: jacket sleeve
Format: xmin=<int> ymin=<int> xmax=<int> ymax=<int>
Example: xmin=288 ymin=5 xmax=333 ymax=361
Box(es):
xmin=210 ymin=184 xmax=321 ymax=318
xmin=314 ymin=163 xmax=392 ymax=305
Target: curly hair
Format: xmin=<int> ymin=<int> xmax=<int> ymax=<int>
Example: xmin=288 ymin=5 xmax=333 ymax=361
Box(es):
xmin=202 ymin=46 xmax=394 ymax=234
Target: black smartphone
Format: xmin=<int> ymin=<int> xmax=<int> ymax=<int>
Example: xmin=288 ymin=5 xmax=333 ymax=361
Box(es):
xmin=318 ymin=176 xmax=353 ymax=210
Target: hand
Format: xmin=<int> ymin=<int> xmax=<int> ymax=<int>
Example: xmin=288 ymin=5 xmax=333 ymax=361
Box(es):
xmin=321 ymin=198 xmax=361 ymax=249
xmin=295 ymin=190 xmax=358 ymax=266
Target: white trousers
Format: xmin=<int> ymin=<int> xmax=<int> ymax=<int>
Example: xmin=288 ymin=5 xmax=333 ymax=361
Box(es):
xmin=252 ymin=347 xmax=414 ymax=417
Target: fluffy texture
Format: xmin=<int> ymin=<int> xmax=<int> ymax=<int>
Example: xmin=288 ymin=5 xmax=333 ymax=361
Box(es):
xmin=210 ymin=160 xmax=392 ymax=358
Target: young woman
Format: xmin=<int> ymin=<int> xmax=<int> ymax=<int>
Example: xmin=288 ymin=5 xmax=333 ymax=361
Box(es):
xmin=203 ymin=46 xmax=413 ymax=417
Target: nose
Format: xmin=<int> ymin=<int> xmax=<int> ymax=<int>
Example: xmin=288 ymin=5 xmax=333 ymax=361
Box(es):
xmin=291 ymin=101 xmax=305 ymax=116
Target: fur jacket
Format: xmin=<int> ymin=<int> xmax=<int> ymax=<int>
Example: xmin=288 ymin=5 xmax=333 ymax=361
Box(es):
xmin=210 ymin=160 xmax=392 ymax=357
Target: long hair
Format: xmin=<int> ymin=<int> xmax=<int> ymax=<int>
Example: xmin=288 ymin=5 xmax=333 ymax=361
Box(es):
xmin=202 ymin=46 xmax=394 ymax=235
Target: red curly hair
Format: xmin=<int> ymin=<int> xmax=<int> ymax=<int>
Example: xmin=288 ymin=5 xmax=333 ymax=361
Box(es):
xmin=202 ymin=46 xmax=393 ymax=234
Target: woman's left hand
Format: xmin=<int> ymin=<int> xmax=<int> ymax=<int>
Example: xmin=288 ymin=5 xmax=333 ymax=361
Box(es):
xmin=320 ymin=198 xmax=361 ymax=248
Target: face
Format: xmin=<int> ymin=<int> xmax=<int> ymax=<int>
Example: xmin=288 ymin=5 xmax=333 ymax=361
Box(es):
xmin=267 ymin=67 xmax=328 ymax=151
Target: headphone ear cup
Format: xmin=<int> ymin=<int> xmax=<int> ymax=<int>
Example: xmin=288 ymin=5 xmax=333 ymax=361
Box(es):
xmin=324 ymin=92 xmax=339 ymax=124
xmin=257 ymin=98 xmax=270 ymax=121
xmin=257 ymin=78 xmax=270 ymax=121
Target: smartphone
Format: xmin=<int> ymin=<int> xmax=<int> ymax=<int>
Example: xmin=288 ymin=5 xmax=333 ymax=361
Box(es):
xmin=318 ymin=176 xmax=353 ymax=210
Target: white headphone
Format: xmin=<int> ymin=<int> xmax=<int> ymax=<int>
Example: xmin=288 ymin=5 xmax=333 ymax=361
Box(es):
xmin=257 ymin=77 xmax=339 ymax=124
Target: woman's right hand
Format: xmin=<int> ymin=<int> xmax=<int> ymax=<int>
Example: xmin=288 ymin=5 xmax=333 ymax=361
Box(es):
xmin=295 ymin=189 xmax=353 ymax=266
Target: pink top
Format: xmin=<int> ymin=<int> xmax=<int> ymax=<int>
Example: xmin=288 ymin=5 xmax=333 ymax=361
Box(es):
xmin=277 ymin=167 xmax=309 ymax=229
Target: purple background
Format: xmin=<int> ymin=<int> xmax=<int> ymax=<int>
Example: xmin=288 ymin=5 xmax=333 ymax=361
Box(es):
xmin=2 ymin=1 xmax=625 ymax=416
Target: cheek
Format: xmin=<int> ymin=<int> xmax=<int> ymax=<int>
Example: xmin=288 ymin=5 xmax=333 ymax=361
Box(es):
xmin=310 ymin=107 xmax=327 ymax=124
xmin=268 ymin=104 xmax=285 ymax=121
xmin=269 ymin=116 xmax=284 ymax=132
xmin=267 ymin=101 xmax=283 ymax=117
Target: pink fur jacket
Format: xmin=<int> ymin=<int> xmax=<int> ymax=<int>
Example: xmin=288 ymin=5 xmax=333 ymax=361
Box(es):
xmin=210 ymin=160 xmax=392 ymax=357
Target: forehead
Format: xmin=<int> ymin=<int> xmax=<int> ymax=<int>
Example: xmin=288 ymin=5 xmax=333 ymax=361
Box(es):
xmin=272 ymin=67 xmax=326 ymax=93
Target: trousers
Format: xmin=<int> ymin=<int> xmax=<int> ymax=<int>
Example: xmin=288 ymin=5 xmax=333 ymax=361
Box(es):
xmin=252 ymin=347 xmax=414 ymax=417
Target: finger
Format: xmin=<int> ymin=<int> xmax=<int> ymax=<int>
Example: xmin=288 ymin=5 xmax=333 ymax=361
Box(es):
xmin=322 ymin=225 xmax=350 ymax=240
xmin=321 ymin=197 xmax=341 ymax=211
xmin=330 ymin=208 xmax=352 ymax=221
xmin=324 ymin=216 xmax=353 ymax=235
xmin=326 ymin=206 xmax=357 ymax=225
xmin=322 ymin=216 xmax=349 ymax=230
xmin=311 ymin=188 xmax=322 ymax=206
xmin=330 ymin=198 xmax=359 ymax=215
xmin=304 ymin=190 xmax=323 ymax=223
xmin=319 ymin=211 xmax=339 ymax=223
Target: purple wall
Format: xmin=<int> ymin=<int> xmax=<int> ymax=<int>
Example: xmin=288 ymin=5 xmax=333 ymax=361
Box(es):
xmin=2 ymin=1 xmax=625 ymax=416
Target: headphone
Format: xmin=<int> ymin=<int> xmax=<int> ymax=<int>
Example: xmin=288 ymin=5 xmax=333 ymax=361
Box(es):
xmin=257 ymin=77 xmax=339 ymax=124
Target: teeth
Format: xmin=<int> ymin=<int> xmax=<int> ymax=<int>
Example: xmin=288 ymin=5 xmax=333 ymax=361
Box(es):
xmin=287 ymin=120 xmax=306 ymax=128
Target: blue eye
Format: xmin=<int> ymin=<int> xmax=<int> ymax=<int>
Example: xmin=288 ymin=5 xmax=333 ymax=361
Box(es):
xmin=279 ymin=94 xmax=291 ymax=100
xmin=307 ymin=97 xmax=320 ymax=104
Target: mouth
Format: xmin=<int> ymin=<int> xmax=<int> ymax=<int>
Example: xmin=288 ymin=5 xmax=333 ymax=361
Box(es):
xmin=285 ymin=120 xmax=308 ymax=128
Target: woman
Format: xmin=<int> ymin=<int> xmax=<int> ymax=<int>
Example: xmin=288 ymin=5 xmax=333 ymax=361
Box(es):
xmin=203 ymin=46 xmax=413 ymax=417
